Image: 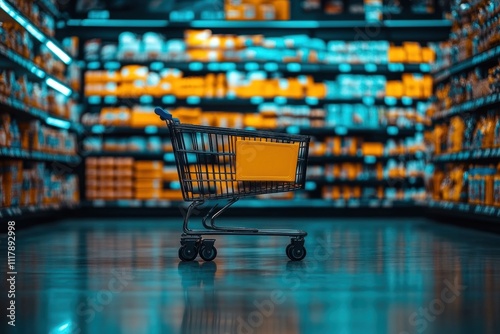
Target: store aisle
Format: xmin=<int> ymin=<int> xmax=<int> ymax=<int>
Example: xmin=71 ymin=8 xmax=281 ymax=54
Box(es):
xmin=3 ymin=217 xmax=500 ymax=334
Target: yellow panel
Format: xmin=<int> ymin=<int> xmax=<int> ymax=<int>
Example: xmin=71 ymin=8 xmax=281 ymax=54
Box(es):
xmin=236 ymin=140 xmax=299 ymax=182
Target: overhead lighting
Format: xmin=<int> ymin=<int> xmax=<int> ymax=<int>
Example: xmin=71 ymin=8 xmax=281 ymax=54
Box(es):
xmin=45 ymin=78 xmax=72 ymax=96
xmin=46 ymin=41 xmax=72 ymax=65
xmin=46 ymin=117 xmax=71 ymax=130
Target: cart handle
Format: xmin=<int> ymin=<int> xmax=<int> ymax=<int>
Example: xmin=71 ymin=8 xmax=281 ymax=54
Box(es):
xmin=155 ymin=107 xmax=179 ymax=124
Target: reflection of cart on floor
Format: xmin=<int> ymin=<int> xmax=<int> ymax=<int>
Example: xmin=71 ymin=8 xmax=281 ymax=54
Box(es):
xmin=155 ymin=108 xmax=310 ymax=262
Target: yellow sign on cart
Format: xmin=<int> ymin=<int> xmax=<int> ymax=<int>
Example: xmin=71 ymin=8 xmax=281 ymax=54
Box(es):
xmin=235 ymin=140 xmax=299 ymax=182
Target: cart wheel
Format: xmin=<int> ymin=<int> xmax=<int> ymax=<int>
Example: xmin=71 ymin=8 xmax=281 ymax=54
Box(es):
xmin=287 ymin=245 xmax=306 ymax=261
xmin=286 ymin=244 xmax=293 ymax=259
xmin=199 ymin=245 xmax=217 ymax=262
xmin=179 ymin=245 xmax=198 ymax=262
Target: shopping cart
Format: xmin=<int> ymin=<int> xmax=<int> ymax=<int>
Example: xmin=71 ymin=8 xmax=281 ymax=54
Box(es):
xmin=155 ymin=107 xmax=310 ymax=262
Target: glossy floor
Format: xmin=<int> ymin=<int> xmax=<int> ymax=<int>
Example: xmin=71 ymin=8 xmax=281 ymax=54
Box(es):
xmin=2 ymin=217 xmax=500 ymax=334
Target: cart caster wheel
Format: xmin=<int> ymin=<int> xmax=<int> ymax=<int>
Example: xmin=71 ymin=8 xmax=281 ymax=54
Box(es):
xmin=199 ymin=239 xmax=217 ymax=261
xmin=287 ymin=245 xmax=306 ymax=261
xmin=178 ymin=245 xmax=198 ymax=262
xmin=199 ymin=245 xmax=217 ymax=261
xmin=286 ymin=244 xmax=293 ymax=258
xmin=286 ymin=238 xmax=306 ymax=261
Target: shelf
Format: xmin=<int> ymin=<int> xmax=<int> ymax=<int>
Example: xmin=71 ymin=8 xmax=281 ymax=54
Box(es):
xmin=308 ymin=152 xmax=424 ymax=164
xmin=0 ymin=95 xmax=84 ymax=134
xmin=0 ymin=147 xmax=81 ymax=164
xmin=432 ymin=148 xmax=500 ymax=163
xmin=83 ymin=151 xmax=425 ymax=164
xmin=427 ymin=200 xmax=500 ymax=221
xmin=433 ymin=45 xmax=500 ymax=84
xmin=0 ymin=44 xmax=73 ymax=96
xmin=432 ymin=93 xmax=500 ymax=121
xmin=288 ymin=125 xmax=422 ymax=139
xmin=310 ymin=176 xmax=424 ymax=187
xmin=86 ymin=125 xmax=170 ymax=136
xmin=83 ymin=198 xmax=417 ymax=209
xmin=0 ymin=0 xmax=71 ymax=64
xmin=85 ymin=60 xmax=432 ymax=75
xmin=83 ymin=124 xmax=422 ymax=141
xmin=67 ymin=19 xmax=451 ymax=29
xmin=0 ymin=203 xmax=78 ymax=220
xmin=86 ymin=96 xmax=429 ymax=110
xmin=84 ymin=151 xmax=172 ymax=161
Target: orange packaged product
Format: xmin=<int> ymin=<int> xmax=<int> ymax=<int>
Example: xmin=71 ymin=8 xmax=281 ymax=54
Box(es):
xmin=161 ymin=190 xmax=184 ymax=201
xmin=135 ymin=189 xmax=161 ymax=200
xmin=362 ymin=142 xmax=384 ymax=156
xmin=422 ymin=47 xmax=436 ymax=63
xmin=388 ymin=46 xmax=406 ymax=63
xmin=134 ymin=161 xmax=163 ymax=171
xmin=258 ymin=4 xmax=275 ymax=20
xmin=306 ymin=83 xmax=327 ymax=98
xmin=331 ymin=186 xmax=340 ymax=200
xmin=185 ymin=29 xmax=211 ymax=48
xmin=386 ymin=81 xmax=404 ymax=98
xmin=403 ymin=42 xmax=422 ymax=63
xmin=274 ymin=0 xmax=290 ymax=20
xmin=85 ymin=71 xmax=102 ymax=83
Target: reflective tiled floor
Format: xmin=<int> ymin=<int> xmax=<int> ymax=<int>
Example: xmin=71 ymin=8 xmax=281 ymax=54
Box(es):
xmin=2 ymin=217 xmax=500 ymax=334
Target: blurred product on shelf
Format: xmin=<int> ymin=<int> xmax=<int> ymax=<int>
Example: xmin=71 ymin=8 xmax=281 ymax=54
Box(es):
xmin=83 ymin=30 xmax=435 ymax=65
xmin=430 ymin=163 xmax=500 ymax=207
xmin=431 ymin=62 xmax=500 ymax=115
xmin=307 ymin=160 xmax=424 ymax=180
xmin=489 ymin=62 xmax=500 ymax=94
xmin=81 ymin=103 xmax=427 ymax=130
xmin=0 ymin=161 xmax=79 ymax=208
xmin=321 ymin=185 xmax=425 ymax=201
xmin=427 ymin=111 xmax=500 ymax=155
xmin=0 ymin=70 xmax=77 ymax=121
xmin=0 ymin=22 xmax=65 ymax=81
xmin=309 ymin=135 xmax=425 ymax=157
xmin=85 ymin=158 xmax=183 ymax=201
xmin=84 ymin=67 xmax=433 ymax=99
xmin=0 ymin=113 xmax=77 ymax=155
xmin=433 ymin=0 xmax=500 ymax=70
xmin=7 ymin=0 xmax=56 ymax=37
xmin=225 ymin=0 xmax=290 ymax=20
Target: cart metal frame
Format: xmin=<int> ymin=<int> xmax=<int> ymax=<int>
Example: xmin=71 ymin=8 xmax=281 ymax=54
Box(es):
xmin=155 ymin=107 xmax=310 ymax=261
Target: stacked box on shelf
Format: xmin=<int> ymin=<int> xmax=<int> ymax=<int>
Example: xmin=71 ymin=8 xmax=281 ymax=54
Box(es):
xmin=134 ymin=161 xmax=162 ymax=200
xmin=162 ymin=166 xmax=184 ymax=201
xmin=84 ymin=66 xmax=434 ymax=99
xmin=225 ymin=0 xmax=290 ymax=20
xmin=430 ymin=164 xmax=500 ymax=207
xmin=86 ymin=157 xmax=134 ymax=200
xmin=87 ymin=30 xmax=435 ymax=65
xmin=1 ymin=161 xmax=79 ymax=208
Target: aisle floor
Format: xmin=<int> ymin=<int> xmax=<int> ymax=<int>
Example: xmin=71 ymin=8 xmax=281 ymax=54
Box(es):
xmin=2 ymin=217 xmax=500 ymax=334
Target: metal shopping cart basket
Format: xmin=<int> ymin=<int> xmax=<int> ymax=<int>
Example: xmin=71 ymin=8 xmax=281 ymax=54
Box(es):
xmin=155 ymin=107 xmax=310 ymax=262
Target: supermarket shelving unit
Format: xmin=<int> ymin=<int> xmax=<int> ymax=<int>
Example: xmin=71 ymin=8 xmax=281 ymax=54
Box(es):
xmin=0 ymin=0 xmax=80 ymax=221
xmin=428 ymin=8 xmax=500 ymax=223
